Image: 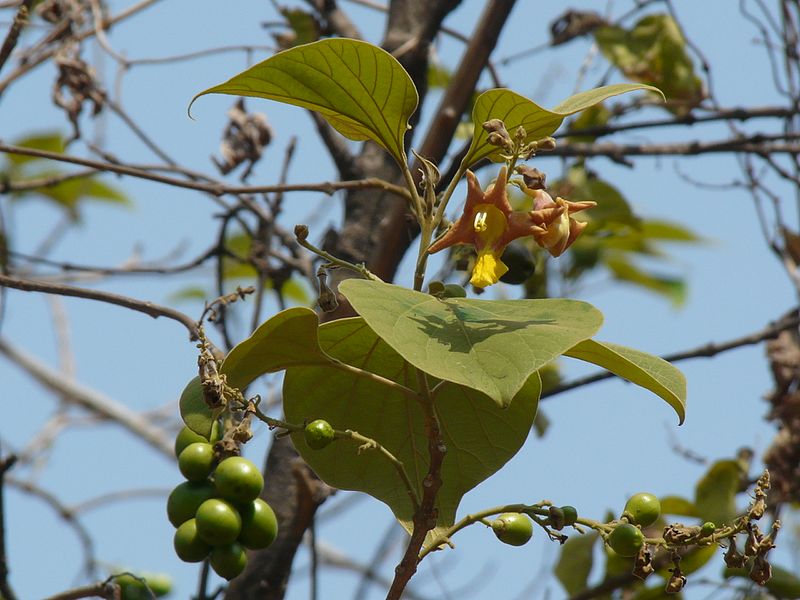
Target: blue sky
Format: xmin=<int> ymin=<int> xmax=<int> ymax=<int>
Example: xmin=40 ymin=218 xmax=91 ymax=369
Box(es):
xmin=1 ymin=1 xmax=797 ymax=598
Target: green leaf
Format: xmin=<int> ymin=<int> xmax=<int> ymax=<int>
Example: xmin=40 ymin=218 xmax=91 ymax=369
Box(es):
xmin=220 ymin=307 xmax=334 ymax=390
xmin=555 ymin=533 xmax=597 ymax=596
xmin=659 ymin=495 xmax=697 ymax=518
xmin=340 ymin=279 xmax=602 ymax=407
xmin=694 ymin=460 xmax=741 ymax=525
xmin=461 ymin=84 xmax=663 ymax=169
xmin=564 ymin=338 xmax=686 ymax=424
xmin=641 ymin=220 xmax=701 ymax=242
xmin=6 ymin=132 xmax=65 ymax=168
xmin=605 ymin=257 xmax=687 ymax=307
xmin=283 ymin=318 xmax=540 ymax=537
xmin=191 ymin=38 xmax=418 ymax=166
xmin=279 ymin=7 xmax=321 ymax=47
xmin=594 ymin=15 xmax=704 ymax=115
xmin=179 ymin=376 xmax=218 ymax=438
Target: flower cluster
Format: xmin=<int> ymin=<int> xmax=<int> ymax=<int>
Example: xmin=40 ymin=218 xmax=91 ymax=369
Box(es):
xmin=427 ymin=167 xmax=595 ymax=288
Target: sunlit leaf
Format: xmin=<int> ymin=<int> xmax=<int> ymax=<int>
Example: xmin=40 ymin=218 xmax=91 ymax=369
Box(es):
xmin=564 ymin=338 xmax=686 ymax=423
xmin=460 ymin=83 xmax=663 ymax=169
xmin=340 ymin=279 xmax=602 ymax=407
xmin=191 ymin=38 xmax=418 ymax=166
xmin=220 ymin=307 xmax=334 ymax=389
xmin=605 ymin=257 xmax=687 ymax=307
xmin=279 ymin=7 xmax=321 ymax=47
xmin=5 ymin=132 xmax=65 ymax=168
xmin=283 ymin=318 xmax=540 ymax=537
xmin=641 ymin=220 xmax=701 ymax=242
xmin=659 ymin=495 xmax=697 ymax=518
xmin=555 ymin=532 xmax=597 ymax=596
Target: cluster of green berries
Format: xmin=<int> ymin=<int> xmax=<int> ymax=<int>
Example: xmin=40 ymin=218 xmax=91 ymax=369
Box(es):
xmin=606 ymin=492 xmax=661 ymax=557
xmin=168 ymin=425 xmax=278 ymax=580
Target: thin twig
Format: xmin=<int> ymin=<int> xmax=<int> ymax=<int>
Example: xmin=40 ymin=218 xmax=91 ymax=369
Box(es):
xmin=41 ymin=581 xmax=118 ymax=600
xmin=0 ymin=453 xmax=18 ymax=600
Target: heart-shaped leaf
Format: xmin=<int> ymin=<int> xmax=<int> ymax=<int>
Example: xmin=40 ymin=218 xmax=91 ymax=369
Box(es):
xmin=190 ymin=38 xmax=418 ymax=166
xmin=564 ymin=339 xmax=686 ymax=423
xmin=460 ymin=84 xmax=663 ymax=169
xmin=220 ymin=307 xmax=334 ymax=390
xmin=339 ymin=279 xmax=602 ymax=407
xmin=283 ymin=318 xmax=540 ymax=537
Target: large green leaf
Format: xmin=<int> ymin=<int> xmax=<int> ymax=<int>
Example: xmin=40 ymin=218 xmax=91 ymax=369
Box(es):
xmin=460 ymin=84 xmax=662 ymax=169
xmin=555 ymin=533 xmax=597 ymax=596
xmin=340 ymin=279 xmax=602 ymax=407
xmin=283 ymin=318 xmax=540 ymax=537
xmin=694 ymin=460 xmax=740 ymax=525
xmin=564 ymin=339 xmax=686 ymax=423
xmin=191 ymin=38 xmax=418 ymax=166
xmin=220 ymin=307 xmax=334 ymax=389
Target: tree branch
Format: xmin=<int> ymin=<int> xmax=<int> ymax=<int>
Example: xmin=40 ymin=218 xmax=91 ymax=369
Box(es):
xmin=0 ymin=274 xmax=201 ymax=341
xmin=0 ymin=453 xmax=19 ymax=600
xmin=0 ymin=338 xmax=174 ymax=458
xmin=0 ymin=0 xmax=33 ymax=75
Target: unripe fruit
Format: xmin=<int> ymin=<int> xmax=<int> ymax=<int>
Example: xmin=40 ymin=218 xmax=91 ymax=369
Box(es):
xmin=701 ymin=521 xmax=716 ymax=537
xmin=491 ymin=513 xmax=533 ymax=546
xmin=210 ymin=543 xmax=248 ymax=580
xmin=174 ymin=519 xmax=211 ymax=563
xmin=178 ymin=442 xmax=215 ymax=482
xmin=622 ymin=493 xmax=661 ymax=527
xmin=195 ymin=499 xmax=242 ymax=545
xmin=561 ymin=505 xmax=578 ymax=526
xmin=239 ymin=499 xmax=279 ymax=549
xmin=304 ymin=420 xmax=336 ymax=450
xmin=443 ymin=283 xmax=467 ymax=298
xmin=174 ymin=422 xmax=220 ymax=458
xmin=166 ymin=481 xmax=215 ymax=528
xmin=140 ymin=573 xmax=172 ymax=597
xmin=214 ymin=457 xmax=264 ymax=504
xmin=607 ymin=523 xmax=644 ymax=557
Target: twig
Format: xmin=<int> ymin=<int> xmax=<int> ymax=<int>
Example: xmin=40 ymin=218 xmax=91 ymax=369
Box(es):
xmin=0 ymin=274 xmax=200 ymax=341
xmin=0 ymin=0 xmax=32 ymax=75
xmin=0 ymin=143 xmax=412 ymax=202
xmin=0 ymin=453 xmax=18 ymax=600
xmin=0 ymin=338 xmax=174 ymax=458
xmin=41 ymin=581 xmax=118 ymax=600
xmin=543 ymin=310 xmax=800 ymax=399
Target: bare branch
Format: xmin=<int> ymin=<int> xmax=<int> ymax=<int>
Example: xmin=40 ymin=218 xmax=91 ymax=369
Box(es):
xmin=0 ymin=453 xmax=19 ymax=600
xmin=0 ymin=0 xmax=32 ymax=75
xmin=0 ymin=338 xmax=174 ymax=458
xmin=0 ymin=274 xmax=201 ymax=341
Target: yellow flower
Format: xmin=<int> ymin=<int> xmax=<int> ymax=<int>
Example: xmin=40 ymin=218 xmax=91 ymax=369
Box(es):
xmin=428 ymin=167 xmax=596 ymax=287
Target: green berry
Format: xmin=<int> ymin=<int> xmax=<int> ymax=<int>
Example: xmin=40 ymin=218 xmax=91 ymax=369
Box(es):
xmin=166 ymin=481 xmax=215 ymax=528
xmin=561 ymin=505 xmax=578 ymax=526
xmin=239 ymin=499 xmax=279 ymax=549
xmin=195 ymin=499 xmax=242 ymax=545
xmin=174 ymin=519 xmax=211 ymax=563
xmin=701 ymin=522 xmax=716 ymax=536
xmin=607 ymin=523 xmax=644 ymax=557
xmin=178 ymin=442 xmax=215 ymax=482
xmin=304 ymin=420 xmax=336 ymax=450
xmin=174 ymin=422 xmax=220 ymax=458
xmin=622 ymin=493 xmax=661 ymax=527
xmin=442 ymin=283 xmax=467 ymax=298
xmin=214 ymin=457 xmax=264 ymax=504
xmin=210 ymin=543 xmax=248 ymax=580
xmin=491 ymin=513 xmax=533 ymax=546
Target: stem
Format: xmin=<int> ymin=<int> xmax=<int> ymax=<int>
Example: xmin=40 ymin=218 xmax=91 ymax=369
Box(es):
xmin=0 ymin=453 xmax=19 ymax=600
xmin=329 ymin=360 xmax=421 ymax=402
xmin=294 ymin=232 xmax=380 ymax=281
xmin=385 ymin=369 xmax=445 ymax=600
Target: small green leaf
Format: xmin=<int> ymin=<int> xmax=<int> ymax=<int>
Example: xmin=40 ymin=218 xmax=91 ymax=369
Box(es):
xmin=659 ymin=495 xmax=697 ymax=518
xmin=279 ymin=8 xmax=321 ymax=47
xmin=340 ymin=279 xmax=602 ymax=407
xmin=283 ymin=318 xmax=540 ymax=537
xmin=179 ymin=376 xmax=218 ymax=438
xmin=554 ymin=533 xmax=597 ymax=596
xmin=5 ymin=132 xmax=65 ymax=168
xmin=694 ymin=460 xmax=741 ymax=525
xmin=191 ymin=38 xmax=418 ymax=166
xmin=460 ymin=83 xmax=662 ymax=169
xmin=640 ymin=220 xmax=701 ymax=242
xmin=564 ymin=339 xmax=686 ymax=424
xmin=220 ymin=307 xmax=334 ymax=389
xmin=605 ymin=257 xmax=687 ymax=307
